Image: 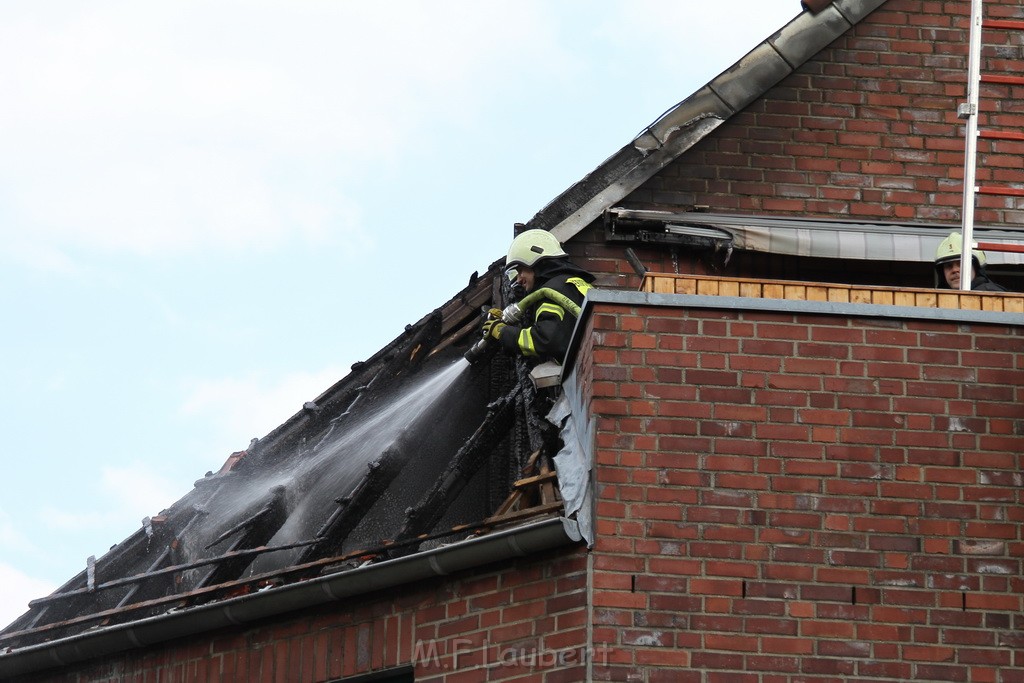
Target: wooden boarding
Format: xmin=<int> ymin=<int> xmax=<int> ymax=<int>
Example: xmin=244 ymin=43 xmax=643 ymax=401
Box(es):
xmin=485 ymin=450 xmax=564 ymax=527
xmin=642 ymin=274 xmax=1024 ymax=313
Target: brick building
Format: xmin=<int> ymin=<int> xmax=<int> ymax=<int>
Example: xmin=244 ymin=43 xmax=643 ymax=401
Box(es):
xmin=2 ymin=0 xmax=1023 ymax=681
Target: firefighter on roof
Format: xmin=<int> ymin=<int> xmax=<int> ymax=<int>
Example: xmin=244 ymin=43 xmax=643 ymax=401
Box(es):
xmin=934 ymin=231 xmax=1007 ymax=292
xmin=482 ymin=229 xmax=596 ymax=364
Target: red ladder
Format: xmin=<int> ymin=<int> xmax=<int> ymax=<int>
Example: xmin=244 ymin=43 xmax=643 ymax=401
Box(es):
xmin=958 ymin=2 xmax=1024 ymax=284
xmin=976 ymin=17 xmax=1024 ymax=199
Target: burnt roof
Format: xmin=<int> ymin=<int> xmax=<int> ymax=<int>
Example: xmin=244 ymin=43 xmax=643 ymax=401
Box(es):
xmin=0 ymin=262 xmax=569 ymax=648
xmin=0 ymin=1 xmax=893 ymax=675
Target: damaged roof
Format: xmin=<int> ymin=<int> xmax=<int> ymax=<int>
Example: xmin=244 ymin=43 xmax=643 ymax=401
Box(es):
xmin=0 ymin=0 xmax=891 ymax=676
xmin=0 ymin=270 xmax=580 ymax=670
xmin=528 ymin=0 xmax=889 ymax=242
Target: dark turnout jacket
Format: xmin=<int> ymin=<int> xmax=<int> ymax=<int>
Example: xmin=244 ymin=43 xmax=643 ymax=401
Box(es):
xmin=497 ymin=258 xmax=596 ymax=363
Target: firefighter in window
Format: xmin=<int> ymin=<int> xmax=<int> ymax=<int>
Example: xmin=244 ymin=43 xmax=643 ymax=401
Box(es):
xmin=934 ymin=232 xmax=1007 ymax=292
xmin=482 ymin=229 xmax=596 ymax=365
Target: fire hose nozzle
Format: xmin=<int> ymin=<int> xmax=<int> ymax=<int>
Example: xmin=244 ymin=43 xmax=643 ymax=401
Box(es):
xmin=464 ymin=336 xmax=496 ymax=365
xmin=502 ymin=303 xmax=524 ymax=324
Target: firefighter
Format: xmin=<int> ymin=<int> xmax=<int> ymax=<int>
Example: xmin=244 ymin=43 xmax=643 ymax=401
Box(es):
xmin=482 ymin=229 xmax=596 ymax=364
xmin=934 ymin=232 xmax=1007 ymax=292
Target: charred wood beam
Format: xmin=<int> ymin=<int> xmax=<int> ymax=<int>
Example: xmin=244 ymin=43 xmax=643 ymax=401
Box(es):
xmin=393 ymin=385 xmax=522 ymax=551
xmin=297 ymin=442 xmax=409 ymax=563
xmin=24 ymin=502 xmax=212 ymax=626
xmin=114 ymin=546 xmax=176 ymax=609
xmin=197 ymin=485 xmax=289 ymax=588
xmin=0 ymin=512 xmax=526 ymax=649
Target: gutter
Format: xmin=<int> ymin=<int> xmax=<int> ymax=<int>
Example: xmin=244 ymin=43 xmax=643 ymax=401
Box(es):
xmin=0 ymin=517 xmax=582 ymax=679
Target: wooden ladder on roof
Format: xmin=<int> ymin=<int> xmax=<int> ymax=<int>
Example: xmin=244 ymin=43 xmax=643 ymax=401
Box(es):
xmin=958 ymin=0 xmax=1024 ymax=280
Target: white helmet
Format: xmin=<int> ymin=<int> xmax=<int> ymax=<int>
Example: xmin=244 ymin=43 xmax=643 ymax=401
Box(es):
xmin=505 ymin=229 xmax=567 ymax=276
xmin=935 ymin=231 xmax=986 ymax=267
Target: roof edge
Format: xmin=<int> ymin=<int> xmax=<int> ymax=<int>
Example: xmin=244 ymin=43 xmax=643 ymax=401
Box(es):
xmin=0 ymin=517 xmax=583 ymax=679
xmin=530 ymin=0 xmax=890 ymax=243
xmin=587 ymin=288 xmax=1024 ymax=328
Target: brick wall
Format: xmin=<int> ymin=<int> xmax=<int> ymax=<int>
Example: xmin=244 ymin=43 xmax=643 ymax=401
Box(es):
xmin=15 ymin=550 xmax=589 ymax=683
xmin=586 ymin=301 xmax=1024 ymax=681
xmin=625 ymin=0 xmax=1024 ymax=227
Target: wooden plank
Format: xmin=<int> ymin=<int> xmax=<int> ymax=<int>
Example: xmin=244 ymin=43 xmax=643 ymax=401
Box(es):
xmin=740 ymin=282 xmax=762 ymax=298
xmin=521 ymin=450 xmax=542 ymax=473
xmin=653 ymin=276 xmax=675 ymax=294
xmin=538 ymin=460 xmax=557 ymax=506
xmin=828 ymin=288 xmax=850 ymax=303
xmin=639 ymin=273 xmax=1024 ymax=314
xmin=871 ymin=290 xmax=894 ymax=306
xmin=512 ymin=472 xmax=559 ymax=489
xmin=784 ymin=285 xmax=807 ymax=300
xmin=981 ymin=296 xmax=1003 ymax=312
xmin=1004 ymin=297 xmax=1024 ymax=313
xmin=483 ymin=502 xmax=564 ymax=526
xmin=491 ymin=490 xmax=523 ymax=517
xmin=850 ymin=289 xmax=872 ymax=304
xmin=894 ymin=291 xmax=916 ymax=307
xmin=697 ymin=279 xmax=720 ymax=296
xmin=676 ymin=278 xmax=697 ymax=295
xmin=960 ymin=295 xmax=982 ymax=311
xmin=719 ymin=280 xmax=740 ymax=297
xmin=806 ymin=286 xmax=829 ymax=302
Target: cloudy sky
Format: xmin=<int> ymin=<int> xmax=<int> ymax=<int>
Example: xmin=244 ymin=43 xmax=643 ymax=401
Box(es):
xmin=0 ymin=1 xmax=799 ymax=629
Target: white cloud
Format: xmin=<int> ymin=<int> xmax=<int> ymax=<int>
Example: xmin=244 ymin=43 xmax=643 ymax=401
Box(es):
xmin=0 ymin=1 xmax=564 ymax=262
xmin=0 ymin=563 xmax=56 ymax=631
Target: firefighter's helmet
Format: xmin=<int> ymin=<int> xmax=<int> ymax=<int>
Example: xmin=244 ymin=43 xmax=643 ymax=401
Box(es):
xmin=935 ymin=232 xmax=986 ymax=267
xmin=505 ymin=229 xmax=567 ymax=275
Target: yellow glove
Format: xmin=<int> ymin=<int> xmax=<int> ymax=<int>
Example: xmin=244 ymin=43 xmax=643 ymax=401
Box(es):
xmin=487 ymin=307 xmax=502 ymax=320
xmin=482 ymin=318 xmax=506 ymax=340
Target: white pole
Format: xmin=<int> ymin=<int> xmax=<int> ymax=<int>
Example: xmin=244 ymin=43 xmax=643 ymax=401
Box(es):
xmin=959 ymin=0 xmax=984 ymax=291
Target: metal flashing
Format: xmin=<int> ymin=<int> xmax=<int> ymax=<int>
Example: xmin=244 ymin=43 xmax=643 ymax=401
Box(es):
xmin=549 ymin=116 xmax=724 ymax=244
xmin=769 ymin=4 xmax=853 ymax=68
xmin=709 ymin=42 xmax=794 ymax=112
xmin=832 ymin=0 xmax=890 ymax=25
xmin=582 ymin=288 xmax=1024 ymax=328
xmin=636 ymin=86 xmax=733 ymax=151
xmin=532 ymin=1 xmax=890 ymax=244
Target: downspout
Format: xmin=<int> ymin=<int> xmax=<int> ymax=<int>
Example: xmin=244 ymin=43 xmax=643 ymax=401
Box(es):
xmin=0 ymin=517 xmax=582 ymax=679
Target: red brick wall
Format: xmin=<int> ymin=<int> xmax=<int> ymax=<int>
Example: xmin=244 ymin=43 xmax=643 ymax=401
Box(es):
xmin=625 ymin=0 xmax=1024 ymax=227
xmin=15 ymin=550 xmax=589 ymax=683
xmin=586 ymin=302 xmax=1024 ymax=682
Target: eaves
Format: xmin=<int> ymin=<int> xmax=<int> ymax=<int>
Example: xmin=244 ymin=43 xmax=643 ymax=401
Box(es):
xmin=0 ymin=517 xmax=582 ymax=679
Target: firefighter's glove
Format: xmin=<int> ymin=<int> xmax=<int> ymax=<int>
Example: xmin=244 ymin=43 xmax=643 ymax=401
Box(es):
xmin=487 ymin=307 xmax=502 ymax=320
xmin=482 ymin=318 xmax=506 ymax=341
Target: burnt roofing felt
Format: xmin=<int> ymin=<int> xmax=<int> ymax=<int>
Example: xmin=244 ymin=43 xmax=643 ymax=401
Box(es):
xmin=0 ymin=0 xmax=888 ymax=676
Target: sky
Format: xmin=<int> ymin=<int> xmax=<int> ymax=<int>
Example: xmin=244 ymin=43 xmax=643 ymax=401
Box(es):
xmin=0 ymin=1 xmax=799 ymax=629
